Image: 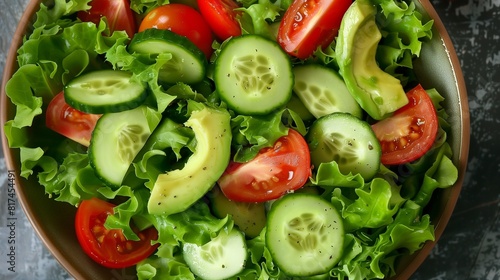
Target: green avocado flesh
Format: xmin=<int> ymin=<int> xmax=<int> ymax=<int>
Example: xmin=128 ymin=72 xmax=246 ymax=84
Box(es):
xmin=336 ymin=0 xmax=408 ymax=120
xmin=147 ymin=105 xmax=232 ymax=215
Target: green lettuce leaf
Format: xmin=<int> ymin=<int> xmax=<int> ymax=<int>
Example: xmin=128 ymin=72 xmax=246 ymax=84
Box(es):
xmin=312 ymin=161 xmax=366 ymax=190
xmin=32 ymin=0 xmax=91 ymax=29
xmin=132 ymin=118 xmax=196 ymax=189
xmin=331 ymin=201 xmax=434 ymax=279
xmin=238 ymin=0 xmax=282 ymax=39
xmin=330 ymin=178 xmax=405 ymax=232
xmin=230 ymin=110 xmax=289 ymax=162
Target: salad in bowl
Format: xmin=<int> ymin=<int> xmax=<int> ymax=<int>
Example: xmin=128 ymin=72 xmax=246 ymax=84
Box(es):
xmin=1 ymin=0 xmax=469 ymax=279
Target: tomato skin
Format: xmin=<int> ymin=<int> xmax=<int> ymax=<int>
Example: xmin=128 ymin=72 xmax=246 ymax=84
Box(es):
xmin=197 ymin=0 xmax=241 ymax=41
xmin=139 ymin=4 xmax=214 ymax=58
xmin=77 ymin=0 xmax=137 ymax=38
xmin=278 ymin=0 xmax=352 ymax=59
xmin=46 ymin=92 xmax=101 ymax=147
xmin=372 ymin=84 xmax=439 ymax=165
xmin=75 ymin=198 xmax=159 ymax=269
xmin=218 ymin=129 xmax=312 ymax=203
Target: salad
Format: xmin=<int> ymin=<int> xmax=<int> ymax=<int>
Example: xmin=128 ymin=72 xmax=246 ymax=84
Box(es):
xmin=3 ymin=0 xmax=459 ymax=279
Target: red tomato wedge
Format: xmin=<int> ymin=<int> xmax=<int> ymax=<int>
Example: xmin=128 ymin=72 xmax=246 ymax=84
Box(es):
xmin=46 ymin=92 xmax=101 ymax=147
xmin=218 ymin=129 xmax=312 ymax=203
xmin=372 ymin=84 xmax=439 ymax=165
xmin=75 ymin=198 xmax=159 ymax=269
xmin=278 ymin=0 xmax=352 ymax=59
xmin=78 ymin=0 xmax=137 ymax=38
xmin=197 ymin=0 xmax=242 ymax=41
xmin=139 ymin=4 xmax=214 ymax=58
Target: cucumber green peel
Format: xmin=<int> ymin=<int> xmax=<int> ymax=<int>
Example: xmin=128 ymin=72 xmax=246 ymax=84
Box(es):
xmin=129 ymin=29 xmax=207 ymax=84
xmin=64 ymin=70 xmax=147 ymax=114
xmin=214 ymin=35 xmax=293 ymax=116
xmin=266 ymin=193 xmax=345 ymax=276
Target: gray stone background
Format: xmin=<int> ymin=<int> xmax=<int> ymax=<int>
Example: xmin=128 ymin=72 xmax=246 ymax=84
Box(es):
xmin=0 ymin=0 xmax=499 ymax=279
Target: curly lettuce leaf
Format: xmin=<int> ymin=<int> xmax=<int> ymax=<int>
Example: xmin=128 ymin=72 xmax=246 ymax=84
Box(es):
xmin=330 ymin=178 xmax=405 ymax=232
xmin=238 ymin=0 xmax=282 ymax=39
xmin=102 ymin=188 xmax=153 ymax=240
xmin=230 ymin=110 xmax=288 ymax=162
xmin=34 ymin=152 xmax=107 ymax=206
xmin=33 ymin=0 xmax=91 ymax=29
xmin=132 ymin=118 xmax=196 ymax=189
xmin=331 ymin=200 xmax=435 ymax=279
xmin=312 ymin=161 xmax=366 ymax=190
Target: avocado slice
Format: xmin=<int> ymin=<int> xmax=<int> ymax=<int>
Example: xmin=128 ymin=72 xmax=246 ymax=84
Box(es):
xmin=147 ymin=103 xmax=232 ymax=215
xmin=336 ymin=0 xmax=408 ymax=120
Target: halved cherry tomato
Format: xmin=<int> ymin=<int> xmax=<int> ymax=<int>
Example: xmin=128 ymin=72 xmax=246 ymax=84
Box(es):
xmin=197 ymin=0 xmax=242 ymax=41
xmin=77 ymin=0 xmax=137 ymax=38
xmin=372 ymin=84 xmax=439 ymax=165
xmin=278 ymin=0 xmax=352 ymax=59
xmin=46 ymin=92 xmax=101 ymax=147
xmin=139 ymin=4 xmax=214 ymax=58
xmin=75 ymin=198 xmax=159 ymax=269
xmin=218 ymin=129 xmax=312 ymax=203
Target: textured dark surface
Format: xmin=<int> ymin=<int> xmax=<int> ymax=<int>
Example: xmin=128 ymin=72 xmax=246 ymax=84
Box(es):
xmin=0 ymin=0 xmax=499 ymax=279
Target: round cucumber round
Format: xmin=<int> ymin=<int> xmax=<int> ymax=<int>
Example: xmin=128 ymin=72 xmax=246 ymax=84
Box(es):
xmin=129 ymin=28 xmax=207 ymax=84
xmin=214 ymin=34 xmax=293 ymax=115
xmin=64 ymin=70 xmax=147 ymax=114
xmin=307 ymin=112 xmax=381 ymax=180
xmin=266 ymin=193 xmax=344 ymax=277
xmin=183 ymin=228 xmax=247 ymax=280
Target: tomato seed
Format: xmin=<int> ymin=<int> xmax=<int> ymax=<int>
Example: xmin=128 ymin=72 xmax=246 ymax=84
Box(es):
xmin=274 ymin=141 xmax=283 ymax=150
xmin=410 ymin=132 xmax=420 ymax=140
xmin=92 ymin=225 xmax=103 ymax=234
xmin=126 ymin=242 xmax=134 ymax=251
xmin=400 ymin=137 xmax=408 ymax=147
xmin=97 ymin=235 xmax=105 ymax=244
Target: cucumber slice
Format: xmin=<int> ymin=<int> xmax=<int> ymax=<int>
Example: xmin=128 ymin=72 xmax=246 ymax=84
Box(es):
xmin=214 ymin=34 xmax=293 ymax=115
xmin=64 ymin=70 xmax=147 ymax=114
xmin=293 ymin=64 xmax=363 ymax=119
xmin=183 ymin=228 xmax=247 ymax=280
xmin=286 ymin=93 xmax=315 ymax=121
xmin=306 ymin=112 xmax=381 ymax=180
xmin=89 ymin=106 xmax=161 ymax=187
xmin=129 ymin=29 xmax=207 ymax=84
xmin=266 ymin=193 xmax=344 ymax=277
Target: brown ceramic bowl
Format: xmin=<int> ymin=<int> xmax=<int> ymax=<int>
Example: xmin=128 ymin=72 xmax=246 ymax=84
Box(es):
xmin=1 ymin=0 xmax=469 ymax=279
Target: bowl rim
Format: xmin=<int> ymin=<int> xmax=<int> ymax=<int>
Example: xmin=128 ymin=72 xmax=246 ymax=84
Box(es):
xmin=0 ymin=0 xmax=470 ymax=279
xmin=387 ymin=0 xmax=470 ymax=278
